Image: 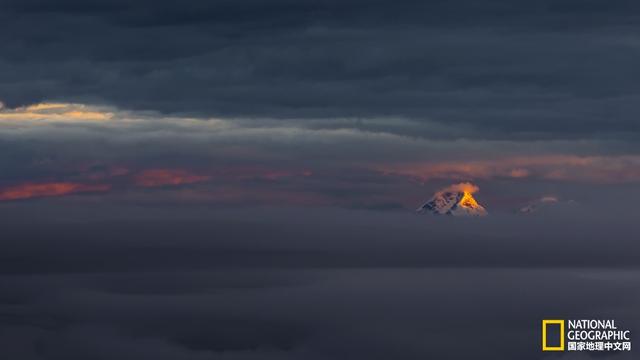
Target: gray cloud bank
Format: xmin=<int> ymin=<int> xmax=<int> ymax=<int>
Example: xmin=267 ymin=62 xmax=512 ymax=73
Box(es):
xmin=0 ymin=103 xmax=639 ymax=211
xmin=1 ymin=0 xmax=640 ymax=138
xmin=1 ymin=207 xmax=639 ymax=359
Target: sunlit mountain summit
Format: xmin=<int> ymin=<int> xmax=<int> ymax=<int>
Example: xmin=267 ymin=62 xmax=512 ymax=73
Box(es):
xmin=417 ymin=182 xmax=487 ymax=216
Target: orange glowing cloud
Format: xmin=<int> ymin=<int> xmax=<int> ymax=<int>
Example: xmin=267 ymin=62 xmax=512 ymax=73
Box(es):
xmin=376 ymin=155 xmax=640 ymax=184
xmin=0 ymin=182 xmax=111 ymax=201
xmin=437 ymin=182 xmax=480 ymax=194
xmin=0 ymin=102 xmax=113 ymax=122
xmin=134 ymin=169 xmax=211 ymax=187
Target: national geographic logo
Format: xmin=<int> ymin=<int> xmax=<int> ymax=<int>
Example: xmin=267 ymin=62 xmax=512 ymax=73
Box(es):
xmin=542 ymin=320 xmax=565 ymax=351
xmin=542 ymin=319 xmax=632 ymax=352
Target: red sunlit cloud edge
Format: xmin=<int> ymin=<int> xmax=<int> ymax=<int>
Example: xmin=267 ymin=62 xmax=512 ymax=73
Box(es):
xmin=0 ymin=182 xmax=111 ymax=201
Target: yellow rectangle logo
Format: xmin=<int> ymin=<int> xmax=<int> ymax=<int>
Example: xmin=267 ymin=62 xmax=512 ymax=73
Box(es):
xmin=542 ymin=320 xmax=565 ymax=351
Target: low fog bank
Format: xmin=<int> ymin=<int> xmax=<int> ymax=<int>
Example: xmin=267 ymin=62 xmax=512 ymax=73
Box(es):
xmin=1 ymin=203 xmax=638 ymax=272
xmin=1 ymin=203 xmax=638 ymax=359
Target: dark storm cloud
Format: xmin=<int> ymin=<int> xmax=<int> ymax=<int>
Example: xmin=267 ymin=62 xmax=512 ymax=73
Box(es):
xmin=1 ymin=0 xmax=640 ymax=137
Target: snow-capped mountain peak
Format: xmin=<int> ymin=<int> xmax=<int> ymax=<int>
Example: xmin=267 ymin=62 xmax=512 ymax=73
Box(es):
xmin=417 ymin=183 xmax=487 ymax=216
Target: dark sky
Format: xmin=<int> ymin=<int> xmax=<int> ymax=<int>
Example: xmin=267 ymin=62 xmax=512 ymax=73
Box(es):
xmin=0 ymin=0 xmax=639 ymax=359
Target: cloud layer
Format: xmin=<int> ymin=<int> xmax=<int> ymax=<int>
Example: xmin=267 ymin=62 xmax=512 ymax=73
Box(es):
xmin=1 ymin=208 xmax=639 ymax=359
xmin=1 ymin=102 xmax=639 ymax=211
xmin=1 ymin=0 xmax=640 ymax=139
